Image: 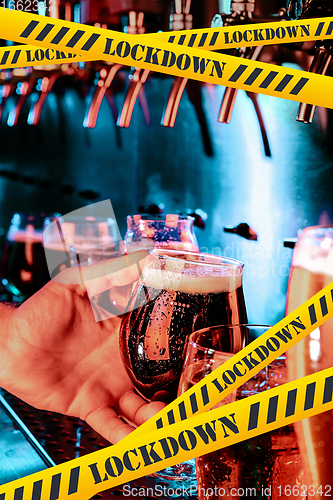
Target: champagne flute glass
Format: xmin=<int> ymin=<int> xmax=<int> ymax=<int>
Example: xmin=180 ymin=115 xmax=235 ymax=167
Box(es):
xmin=286 ymin=225 xmax=333 ymax=496
xmin=124 ymin=214 xmax=199 ymax=253
xmin=179 ymin=325 xmax=305 ymax=500
xmin=1 ymin=212 xmax=58 ymax=301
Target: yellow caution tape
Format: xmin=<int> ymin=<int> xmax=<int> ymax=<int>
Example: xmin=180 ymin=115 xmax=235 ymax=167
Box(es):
xmin=0 ymin=280 xmax=332 ymax=498
xmin=0 ymin=367 xmax=332 ymax=498
xmin=0 ymin=9 xmax=332 ymax=108
xmin=1 ymin=15 xmax=333 ymax=69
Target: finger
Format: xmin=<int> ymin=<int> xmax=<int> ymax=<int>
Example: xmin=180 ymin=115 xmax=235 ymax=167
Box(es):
xmin=118 ymin=390 xmax=167 ymax=428
xmin=85 ymin=406 xmax=136 ymax=444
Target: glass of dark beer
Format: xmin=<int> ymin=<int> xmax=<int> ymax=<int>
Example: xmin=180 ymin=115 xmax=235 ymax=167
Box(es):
xmin=120 ymin=249 xmax=247 ymax=402
xmin=179 ymin=325 xmax=305 ymax=500
xmin=1 ymin=212 xmax=56 ymax=301
xmin=124 ymin=214 xmax=199 ymax=253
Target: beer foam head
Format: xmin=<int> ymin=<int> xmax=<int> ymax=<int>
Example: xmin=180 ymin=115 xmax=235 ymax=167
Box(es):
xmin=142 ymin=250 xmax=243 ymax=293
xmin=293 ymin=227 xmax=333 ymax=277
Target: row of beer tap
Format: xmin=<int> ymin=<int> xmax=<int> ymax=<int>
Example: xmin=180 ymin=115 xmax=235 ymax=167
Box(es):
xmin=0 ymin=0 xmax=333 ymax=152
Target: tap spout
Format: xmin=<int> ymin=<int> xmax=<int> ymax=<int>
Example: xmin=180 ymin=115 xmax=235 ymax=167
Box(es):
xmin=0 ymin=81 xmax=16 ymax=120
xmin=28 ymin=71 xmax=62 ymax=125
xmin=218 ymin=45 xmax=263 ymax=123
xmin=297 ymin=45 xmax=332 ymax=123
xmin=161 ymin=77 xmax=188 ymax=127
xmin=7 ymin=77 xmax=37 ymax=127
xmin=84 ymin=64 xmax=122 ymax=128
xmin=117 ymin=68 xmax=150 ymax=128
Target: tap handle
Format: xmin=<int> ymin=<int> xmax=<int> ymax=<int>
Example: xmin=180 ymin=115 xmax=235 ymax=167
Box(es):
xmin=224 ymin=223 xmax=258 ymax=240
xmin=284 ymin=238 xmax=297 ymax=249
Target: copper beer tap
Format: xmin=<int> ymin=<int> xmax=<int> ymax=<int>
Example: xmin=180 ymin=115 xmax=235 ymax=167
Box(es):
xmin=161 ymin=0 xmax=193 ymax=128
xmin=117 ymin=11 xmax=151 ymax=128
xmin=287 ymin=0 xmax=333 ymax=123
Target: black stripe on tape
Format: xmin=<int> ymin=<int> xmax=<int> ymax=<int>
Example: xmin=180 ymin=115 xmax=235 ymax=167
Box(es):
xmin=229 ymin=64 xmax=248 ymax=83
xmin=320 ymin=295 xmax=328 ymax=316
xmin=179 ymin=401 xmax=187 ymax=420
xmin=326 ymin=21 xmax=333 ymax=36
xmin=0 ymin=51 xmax=10 ymax=65
xmin=20 ymin=20 xmax=39 ymax=38
xmin=309 ymin=303 xmax=317 ymax=325
xmin=51 ymin=27 xmax=70 ymax=45
xmin=244 ymin=68 xmax=263 ymax=86
xmin=81 ymin=33 xmax=100 ymax=51
xmin=304 ymin=382 xmax=316 ymax=411
xmin=14 ymin=488 xmax=23 ymax=500
xmin=290 ymin=77 xmax=309 ymax=95
xmin=331 ymin=288 xmax=333 ymax=302
xmin=274 ymin=74 xmax=293 ymax=92
xmin=32 ymin=480 xmax=43 ymax=500
xmin=285 ymin=388 xmax=297 ymax=417
xmin=167 ymin=410 xmax=175 ymax=425
xmin=178 ymin=34 xmax=186 ymax=45
xmin=188 ymin=33 xmax=197 ymax=47
xmin=168 ymin=35 xmax=176 ymax=43
xmin=315 ymin=21 xmax=325 ymax=36
xmin=11 ymin=50 xmax=21 ymax=65
xmin=201 ymin=384 xmax=209 ymax=406
xmin=66 ymin=30 xmax=85 ymax=48
xmin=248 ymin=402 xmax=260 ymax=430
xmin=267 ymin=395 xmax=279 ymax=424
xmin=323 ymin=375 xmax=333 ymax=404
xmin=198 ymin=32 xmax=208 ymax=47
xmin=68 ymin=467 xmax=80 ymax=495
xmin=0 ymin=493 xmax=5 ymax=500
xmin=50 ymin=474 xmax=61 ymax=500
xmin=35 ymin=23 xmax=55 ymax=41
xmin=209 ymin=32 xmax=219 ymax=46
xmin=156 ymin=417 xmax=163 ymax=429
xmin=190 ymin=392 xmax=198 ymax=414
xmin=259 ymin=71 xmax=278 ymax=89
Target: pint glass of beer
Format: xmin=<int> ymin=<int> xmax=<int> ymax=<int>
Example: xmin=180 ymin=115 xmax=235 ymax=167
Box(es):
xmin=179 ymin=326 xmax=304 ymax=500
xmin=120 ymin=249 xmax=247 ymax=402
xmin=286 ymin=226 xmax=333 ymax=495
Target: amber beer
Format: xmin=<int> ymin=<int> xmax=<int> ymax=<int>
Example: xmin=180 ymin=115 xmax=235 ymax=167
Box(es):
xmin=120 ymin=250 xmax=247 ymax=401
xmin=286 ymin=227 xmax=333 ymax=494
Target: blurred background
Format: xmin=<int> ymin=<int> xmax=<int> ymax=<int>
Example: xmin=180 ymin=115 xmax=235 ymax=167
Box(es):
xmin=0 ymin=0 xmax=332 ymax=325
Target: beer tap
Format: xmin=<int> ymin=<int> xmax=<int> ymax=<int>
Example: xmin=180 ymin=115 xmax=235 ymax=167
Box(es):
xmin=117 ymin=11 xmax=151 ymax=128
xmin=7 ymin=73 xmax=38 ymax=127
xmin=287 ymin=0 xmax=333 ymax=123
xmin=83 ymin=63 xmax=123 ymax=128
xmin=161 ymin=0 xmax=193 ymax=128
xmin=27 ymin=70 xmax=63 ymax=125
xmin=0 ymin=75 xmax=16 ymax=120
xmin=212 ymin=0 xmax=283 ymax=156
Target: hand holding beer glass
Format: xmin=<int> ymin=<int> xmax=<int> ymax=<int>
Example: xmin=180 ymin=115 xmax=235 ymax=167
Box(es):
xmin=286 ymin=226 xmax=333 ymax=495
